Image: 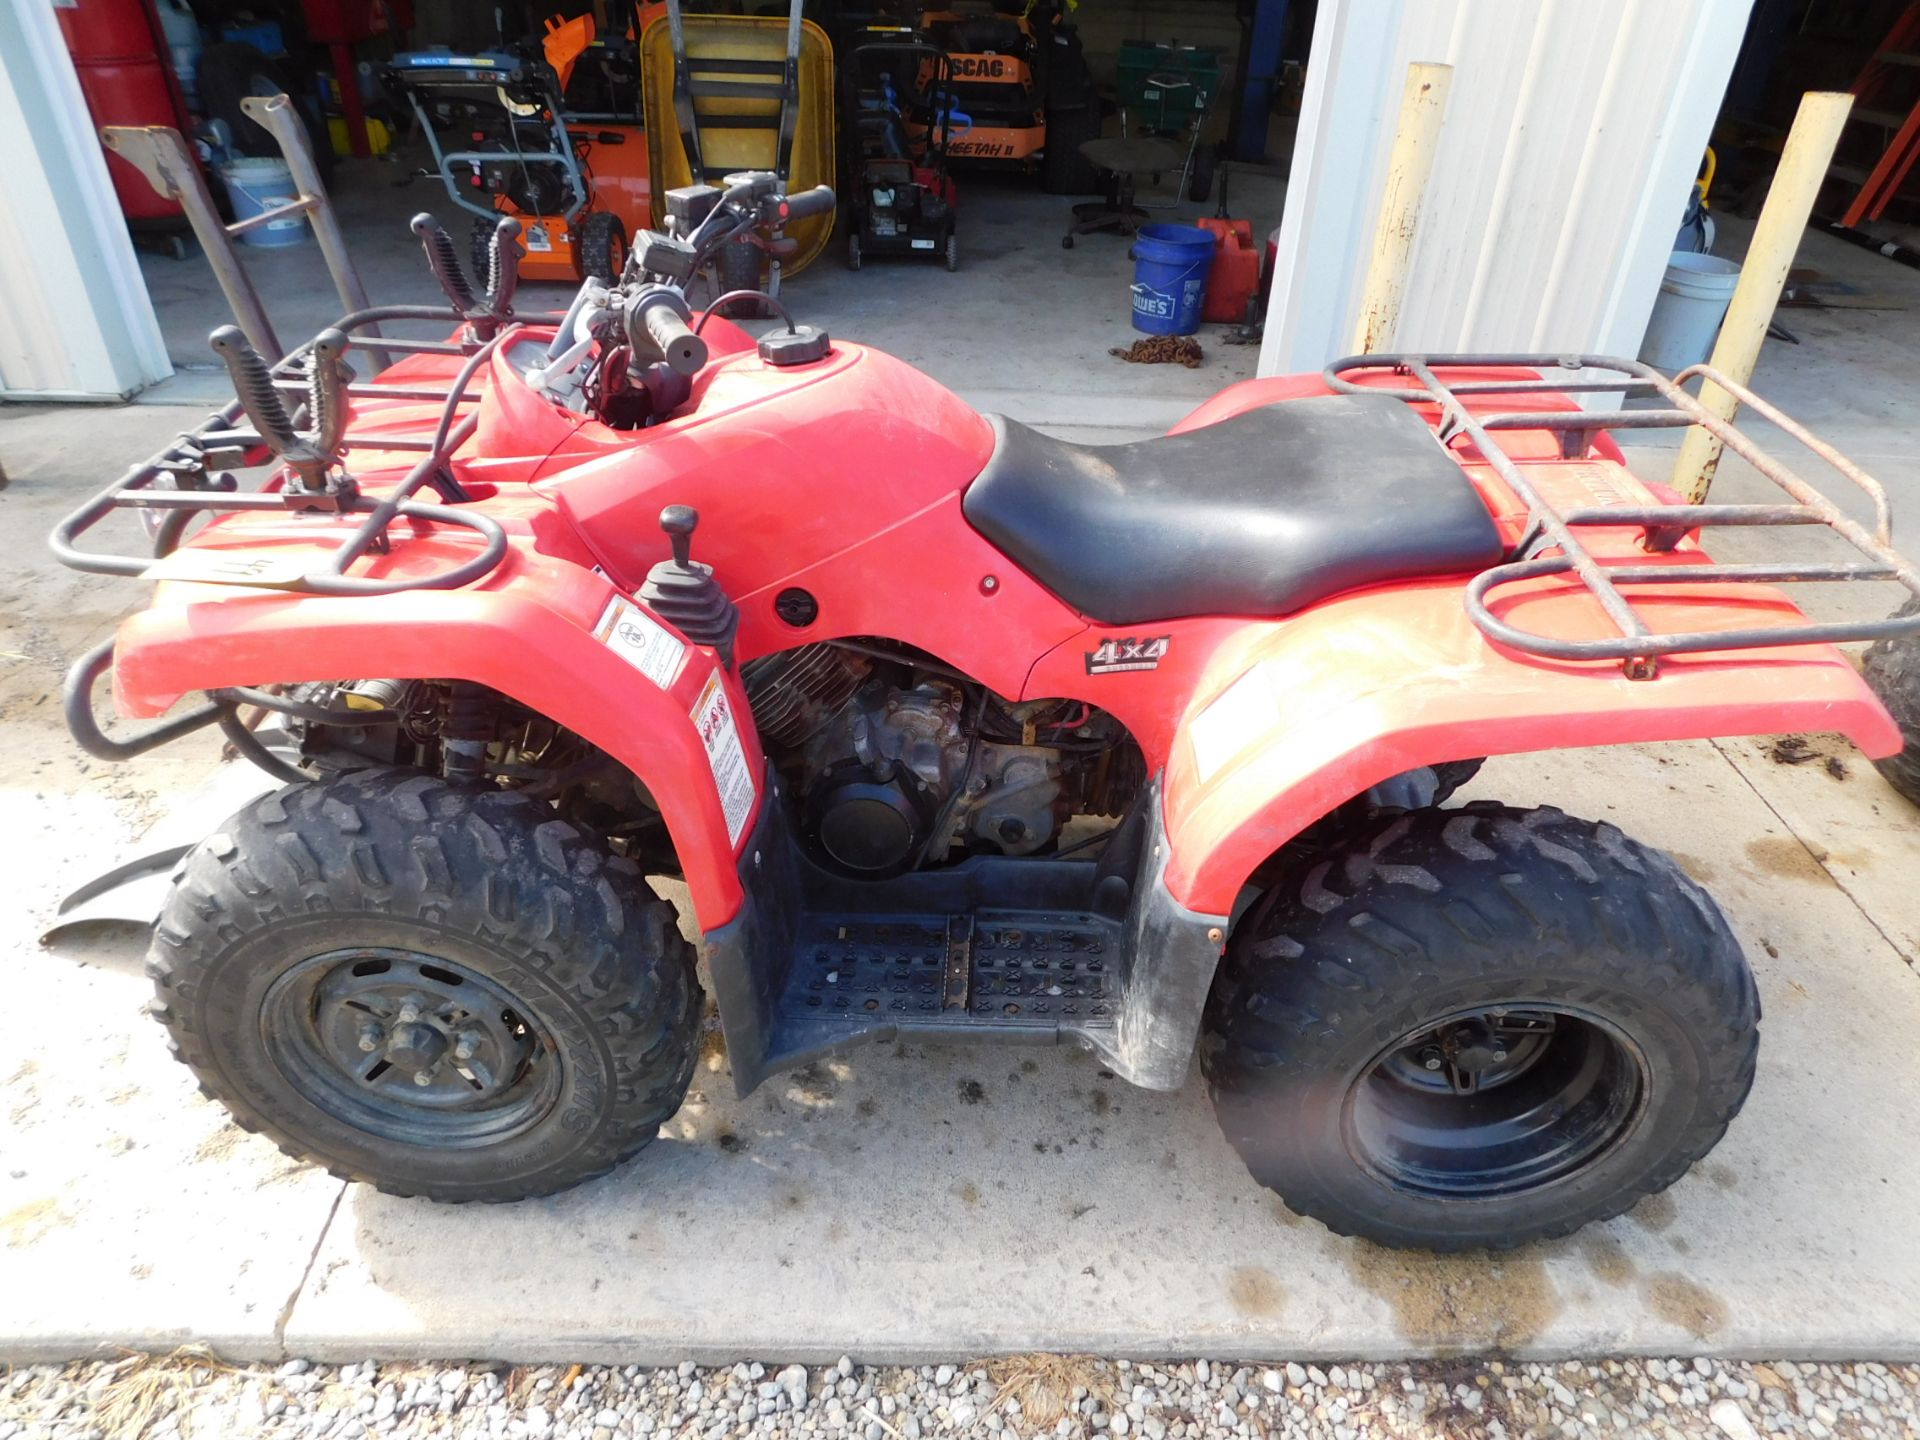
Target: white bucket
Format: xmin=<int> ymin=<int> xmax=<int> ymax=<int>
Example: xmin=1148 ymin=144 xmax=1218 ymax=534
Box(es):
xmin=218 ymin=156 xmax=307 ymax=248
xmin=1638 ymin=250 xmax=1740 ymax=371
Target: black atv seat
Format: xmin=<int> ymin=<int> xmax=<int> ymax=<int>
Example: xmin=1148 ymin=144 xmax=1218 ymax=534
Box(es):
xmin=961 ymin=393 xmax=1504 ymax=624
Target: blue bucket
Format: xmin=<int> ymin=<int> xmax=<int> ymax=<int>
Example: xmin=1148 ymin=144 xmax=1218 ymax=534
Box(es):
xmin=1129 ymin=223 xmax=1213 ymax=335
xmin=219 ymin=156 xmax=307 ymax=248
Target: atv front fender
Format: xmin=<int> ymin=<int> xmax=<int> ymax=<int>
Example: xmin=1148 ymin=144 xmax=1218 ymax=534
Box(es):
xmin=111 ymin=562 xmax=762 ymax=929
xmin=1159 ymin=578 xmax=1902 ymax=918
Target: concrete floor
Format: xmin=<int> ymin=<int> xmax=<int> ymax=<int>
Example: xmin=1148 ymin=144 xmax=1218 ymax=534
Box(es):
xmin=3 ymin=160 xmax=1920 ymax=1364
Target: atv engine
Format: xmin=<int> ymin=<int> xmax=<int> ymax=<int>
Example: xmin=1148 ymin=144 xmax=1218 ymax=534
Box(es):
xmin=743 ymin=641 xmax=1140 ymax=878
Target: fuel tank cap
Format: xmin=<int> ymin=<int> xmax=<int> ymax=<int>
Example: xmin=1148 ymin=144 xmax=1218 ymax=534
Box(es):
xmin=758 ymin=325 xmax=831 ymax=367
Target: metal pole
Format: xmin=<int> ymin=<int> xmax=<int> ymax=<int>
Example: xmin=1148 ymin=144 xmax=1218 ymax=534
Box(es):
xmin=1671 ymin=90 xmax=1852 ymax=503
xmin=242 ymin=95 xmax=390 ymax=372
xmin=103 ymin=125 xmax=284 ymax=360
xmin=1349 ymin=62 xmax=1452 ymax=356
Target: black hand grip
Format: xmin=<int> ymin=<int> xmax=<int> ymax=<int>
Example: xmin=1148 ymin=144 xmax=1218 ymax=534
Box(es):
xmin=484 ymin=216 xmax=522 ymax=310
xmin=644 ymin=303 xmax=709 ymax=377
xmin=410 ymin=213 xmax=476 ymax=313
xmin=306 ymin=329 xmax=350 ymax=458
xmin=209 ymin=326 xmax=299 ymax=454
xmin=780 ymin=185 xmax=836 ymax=221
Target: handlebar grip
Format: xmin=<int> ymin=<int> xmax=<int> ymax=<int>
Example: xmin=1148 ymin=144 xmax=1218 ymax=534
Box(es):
xmin=781 ymin=185 xmax=836 ymax=222
xmin=644 ymin=302 xmax=709 ymax=377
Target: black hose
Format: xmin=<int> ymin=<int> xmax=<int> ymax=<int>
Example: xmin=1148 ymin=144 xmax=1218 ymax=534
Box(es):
xmin=215 ymin=706 xmax=310 ymax=784
xmin=1821 ymin=218 xmax=1920 ymax=271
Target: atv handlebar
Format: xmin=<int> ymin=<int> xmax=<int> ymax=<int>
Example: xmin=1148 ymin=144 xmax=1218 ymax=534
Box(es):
xmin=780 ymin=185 xmax=836 ymax=222
xmin=643 ymin=302 xmax=709 ymax=377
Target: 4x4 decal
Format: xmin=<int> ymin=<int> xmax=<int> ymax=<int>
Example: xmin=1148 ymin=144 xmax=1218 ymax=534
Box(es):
xmin=1085 ymin=635 xmax=1170 ymax=675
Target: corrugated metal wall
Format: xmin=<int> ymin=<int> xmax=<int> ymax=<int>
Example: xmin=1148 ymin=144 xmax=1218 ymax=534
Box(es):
xmin=0 ymin=0 xmax=171 ymax=401
xmin=1261 ymin=0 xmax=1754 ymax=376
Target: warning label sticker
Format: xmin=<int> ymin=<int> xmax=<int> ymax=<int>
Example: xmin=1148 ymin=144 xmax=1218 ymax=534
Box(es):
xmin=594 ymin=596 xmax=686 ymax=689
xmin=692 ymin=669 xmax=756 ymax=847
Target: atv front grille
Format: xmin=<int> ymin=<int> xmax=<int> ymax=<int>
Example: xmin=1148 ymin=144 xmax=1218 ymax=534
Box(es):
xmin=1325 ymin=354 xmax=1920 ymax=677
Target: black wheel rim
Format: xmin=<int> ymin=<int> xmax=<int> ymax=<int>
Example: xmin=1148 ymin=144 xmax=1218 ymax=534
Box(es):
xmin=261 ymin=948 xmax=562 ymax=1148
xmin=1343 ymin=1005 xmax=1649 ymax=1200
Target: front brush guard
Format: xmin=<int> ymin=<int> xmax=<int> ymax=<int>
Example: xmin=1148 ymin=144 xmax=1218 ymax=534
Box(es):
xmin=64 ymin=638 xmax=305 ymax=783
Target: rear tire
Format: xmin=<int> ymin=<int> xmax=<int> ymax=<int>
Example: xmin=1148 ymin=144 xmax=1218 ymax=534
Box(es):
xmin=1202 ymin=802 xmax=1758 ymax=1250
xmin=1863 ymin=597 xmax=1920 ymax=805
xmin=846 ymin=231 xmax=862 ymax=271
xmin=1187 ymin=144 xmax=1217 ymax=204
xmin=577 ymin=210 xmax=628 ymax=281
xmin=945 ymin=230 xmax=960 ymax=272
xmin=148 ymin=768 xmax=701 ymax=1202
xmin=717 ymin=237 xmax=764 ymax=296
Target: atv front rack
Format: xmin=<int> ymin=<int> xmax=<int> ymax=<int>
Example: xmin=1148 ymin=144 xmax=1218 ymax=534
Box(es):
xmin=1326 ymin=353 xmax=1920 ymax=677
xmin=52 ymin=266 xmax=569 ymax=600
xmin=50 ymin=209 xmax=578 ymax=767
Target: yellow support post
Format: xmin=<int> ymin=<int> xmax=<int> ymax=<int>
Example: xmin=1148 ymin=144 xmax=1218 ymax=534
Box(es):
xmin=1350 ymin=62 xmax=1453 ymax=356
xmin=1671 ymin=91 xmax=1853 ymax=503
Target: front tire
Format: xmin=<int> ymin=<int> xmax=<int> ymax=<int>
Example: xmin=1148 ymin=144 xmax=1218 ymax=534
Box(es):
xmin=148 ymin=769 xmax=700 ymax=1202
xmin=1202 ymin=802 xmax=1758 ymax=1250
xmin=1863 ymin=597 xmax=1920 ymax=805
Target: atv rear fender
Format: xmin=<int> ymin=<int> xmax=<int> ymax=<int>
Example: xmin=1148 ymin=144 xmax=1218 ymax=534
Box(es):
xmin=1155 ymin=581 xmax=1901 ymax=918
xmin=1148 ymin=367 xmax=1904 ymax=915
xmin=110 ymin=558 xmax=762 ymax=928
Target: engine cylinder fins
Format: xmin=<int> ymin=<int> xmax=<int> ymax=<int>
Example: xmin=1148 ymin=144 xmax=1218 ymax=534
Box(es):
xmin=741 ymin=644 xmax=871 ymax=749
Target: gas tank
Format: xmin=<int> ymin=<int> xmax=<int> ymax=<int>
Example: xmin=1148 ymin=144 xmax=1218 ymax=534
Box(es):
xmin=537 ymin=339 xmax=998 ymax=597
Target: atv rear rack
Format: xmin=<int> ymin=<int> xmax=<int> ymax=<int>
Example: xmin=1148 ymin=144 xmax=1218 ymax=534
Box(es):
xmin=1326 ymin=353 xmax=1920 ymax=677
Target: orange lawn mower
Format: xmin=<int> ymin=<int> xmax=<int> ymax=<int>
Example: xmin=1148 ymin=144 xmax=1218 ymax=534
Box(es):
xmin=915 ymin=0 xmax=1098 ymax=194
xmin=386 ymin=13 xmax=658 ymax=283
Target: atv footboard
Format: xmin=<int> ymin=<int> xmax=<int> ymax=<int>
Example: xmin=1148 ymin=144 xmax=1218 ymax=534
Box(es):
xmin=704 ymin=773 xmax=1228 ymax=1095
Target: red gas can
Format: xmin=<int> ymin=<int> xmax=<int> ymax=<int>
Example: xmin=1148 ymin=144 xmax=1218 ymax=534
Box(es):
xmin=1196 ymin=217 xmax=1260 ymax=325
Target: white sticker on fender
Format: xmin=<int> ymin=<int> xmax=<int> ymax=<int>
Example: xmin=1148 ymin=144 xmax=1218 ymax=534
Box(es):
xmin=594 ymin=596 xmax=686 ymax=689
xmin=1188 ymin=662 xmax=1286 ymax=784
xmin=692 ymin=669 xmax=756 ymax=846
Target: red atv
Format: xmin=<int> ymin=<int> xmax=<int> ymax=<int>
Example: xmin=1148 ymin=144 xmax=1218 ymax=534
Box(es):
xmin=54 ymin=174 xmax=1920 ymax=1251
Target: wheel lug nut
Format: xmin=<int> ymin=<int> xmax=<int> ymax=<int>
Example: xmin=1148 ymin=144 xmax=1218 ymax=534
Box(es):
xmin=1493 ymin=1049 xmax=1509 ymax=1062
xmin=412 ymin=1069 xmax=435 ymax=1087
xmin=397 ymin=1002 xmax=422 ymax=1024
xmin=1419 ymin=1047 xmax=1444 ymax=1071
xmin=357 ymin=1022 xmax=384 ymax=1053
xmin=453 ymin=1033 xmax=479 ymax=1062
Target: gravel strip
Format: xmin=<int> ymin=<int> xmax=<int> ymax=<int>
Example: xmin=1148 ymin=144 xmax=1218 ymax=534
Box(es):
xmin=2 ymin=1353 xmax=1915 ymax=1440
